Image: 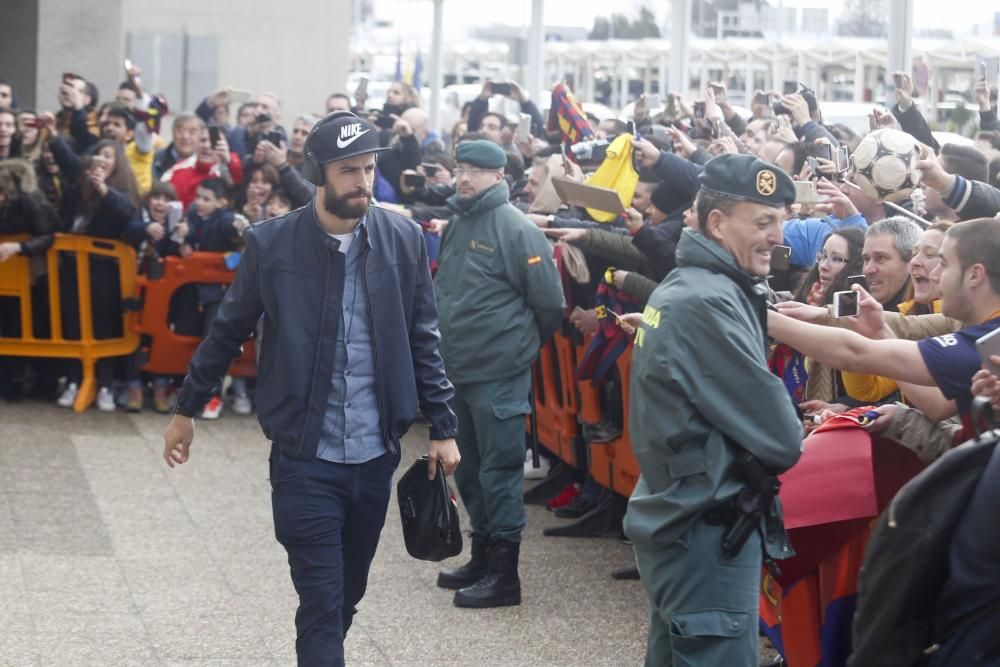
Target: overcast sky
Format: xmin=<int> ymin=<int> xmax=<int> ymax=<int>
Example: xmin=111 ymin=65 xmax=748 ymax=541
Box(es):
xmin=377 ymin=0 xmax=998 ymax=46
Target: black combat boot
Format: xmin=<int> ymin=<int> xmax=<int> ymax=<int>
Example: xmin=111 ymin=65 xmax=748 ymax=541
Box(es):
xmin=453 ymin=538 xmax=521 ymax=608
xmin=437 ymin=534 xmax=490 ymax=590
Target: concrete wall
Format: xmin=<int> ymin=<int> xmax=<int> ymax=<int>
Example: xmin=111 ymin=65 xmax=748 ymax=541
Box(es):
xmin=0 ymin=0 xmax=122 ymax=112
xmin=121 ymin=0 xmax=353 ymax=125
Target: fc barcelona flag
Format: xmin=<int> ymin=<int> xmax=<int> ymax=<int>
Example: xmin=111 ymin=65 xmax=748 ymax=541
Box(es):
xmin=547 ymin=82 xmax=594 ymax=159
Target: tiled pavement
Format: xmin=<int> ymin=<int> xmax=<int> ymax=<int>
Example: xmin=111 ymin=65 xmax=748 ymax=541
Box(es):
xmin=0 ymin=401 xmax=647 ymax=666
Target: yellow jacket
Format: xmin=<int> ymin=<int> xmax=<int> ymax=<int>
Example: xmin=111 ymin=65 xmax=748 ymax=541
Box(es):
xmin=842 ymin=299 xmax=942 ymax=402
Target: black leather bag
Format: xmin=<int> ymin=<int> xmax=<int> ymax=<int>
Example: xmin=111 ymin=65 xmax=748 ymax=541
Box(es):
xmin=396 ymin=456 xmax=463 ymax=561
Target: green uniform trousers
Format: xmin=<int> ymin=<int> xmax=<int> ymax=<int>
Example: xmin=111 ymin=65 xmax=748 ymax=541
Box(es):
xmin=452 ymin=369 xmax=532 ymax=544
xmin=635 ymin=516 xmax=761 ymax=667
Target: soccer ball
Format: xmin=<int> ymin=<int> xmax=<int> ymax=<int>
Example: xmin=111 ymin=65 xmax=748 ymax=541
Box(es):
xmin=848 ymin=129 xmax=922 ymax=203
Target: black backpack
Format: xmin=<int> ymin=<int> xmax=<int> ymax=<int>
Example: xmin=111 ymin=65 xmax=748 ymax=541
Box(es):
xmin=849 ymin=399 xmax=1000 ymax=666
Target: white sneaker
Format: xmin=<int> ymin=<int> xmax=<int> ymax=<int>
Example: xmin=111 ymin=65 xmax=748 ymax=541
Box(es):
xmin=56 ymin=382 xmax=79 ymax=408
xmin=524 ymin=448 xmax=551 ymax=480
xmin=96 ymin=387 xmax=116 ymax=412
xmin=200 ymin=396 xmax=223 ymax=420
xmin=232 ymin=393 xmax=253 ymax=416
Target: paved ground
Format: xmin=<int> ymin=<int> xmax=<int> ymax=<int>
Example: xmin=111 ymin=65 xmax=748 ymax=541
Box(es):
xmin=0 ymin=401 xmax=649 ymax=666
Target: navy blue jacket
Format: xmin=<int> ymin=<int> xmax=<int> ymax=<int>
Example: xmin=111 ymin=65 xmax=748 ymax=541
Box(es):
xmin=176 ymin=201 xmax=459 ymax=458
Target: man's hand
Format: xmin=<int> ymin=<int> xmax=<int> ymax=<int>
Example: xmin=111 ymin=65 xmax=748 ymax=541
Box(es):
xmin=0 ymin=242 xmax=20 ymax=263
xmin=208 ymin=88 xmax=230 ymax=109
xmin=971 ymin=364 xmax=1000 ymax=408
xmin=479 ymin=79 xmax=494 ymax=101
xmin=569 ymin=308 xmax=599 ymax=336
xmin=892 ymin=71 xmax=914 ymax=110
xmin=507 ymin=81 xmax=529 ymax=104
xmin=916 ymin=146 xmax=955 ymax=193
xmin=799 ymin=400 xmax=849 ymax=417
xmin=814 ymin=178 xmax=859 ymax=219
xmin=611 ymin=269 xmax=630 ymax=290
xmin=428 ymin=218 xmax=449 ymax=235
xmin=779 ymin=94 xmax=811 ymax=126
xmin=163 ymin=414 xmax=195 ymax=467
xmin=708 ymin=136 xmax=738 ymax=156
xmin=773 ymin=300 xmax=831 ymax=325
xmin=60 ymin=82 xmax=85 ymax=111
xmin=664 ymin=127 xmax=697 ymax=159
xmin=427 ymin=438 xmax=460 ymax=479
xmin=543 ymin=227 xmax=586 ymax=242
xmin=865 ymin=404 xmax=899 ymax=434
xmin=848 ymin=285 xmax=891 ymax=340
xmin=526 ymin=213 xmax=550 ymax=228
xmin=633 ymin=94 xmax=648 ymax=120
xmin=146 ymin=222 xmax=165 ymax=242
xmin=214 ymin=133 xmax=232 ymax=165
xmin=617 ymin=311 xmax=642 ymax=336
xmin=88 ymin=170 xmax=108 ymax=197
xmin=259 ymin=140 xmax=287 ymax=168
xmin=624 ymin=207 xmax=644 ymax=234
xmin=179 ymin=243 xmax=194 ymax=259
xmin=633 ymin=137 xmax=662 ymax=169
xmin=974 ymin=77 xmax=992 ymax=112
xmin=392 ymin=117 xmax=413 ymax=137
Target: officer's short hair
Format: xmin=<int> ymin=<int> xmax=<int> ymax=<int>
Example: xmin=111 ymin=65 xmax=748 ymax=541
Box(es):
xmin=694 ymin=187 xmax=744 ymax=233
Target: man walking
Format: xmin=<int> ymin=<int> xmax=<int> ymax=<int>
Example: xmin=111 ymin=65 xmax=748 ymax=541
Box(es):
xmin=162 ymin=111 xmax=460 ymax=666
xmin=624 ymin=154 xmax=804 ymax=666
xmin=433 ymin=140 xmax=564 ymax=608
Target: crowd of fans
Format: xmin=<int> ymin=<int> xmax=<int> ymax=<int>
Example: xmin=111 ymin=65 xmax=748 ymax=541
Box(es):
xmin=2 ymin=55 xmax=1000 ymax=664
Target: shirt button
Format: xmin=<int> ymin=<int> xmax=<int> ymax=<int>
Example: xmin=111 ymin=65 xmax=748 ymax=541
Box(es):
xmin=346 ymin=402 xmax=352 ymax=408
xmin=346 ymin=434 xmax=351 ymax=439
xmin=346 ymin=370 xmax=351 ymax=376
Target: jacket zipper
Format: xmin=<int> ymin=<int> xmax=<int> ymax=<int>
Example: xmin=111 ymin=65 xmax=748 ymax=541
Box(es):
xmin=361 ymin=246 xmax=396 ymax=454
xmin=298 ymin=245 xmax=332 ymax=455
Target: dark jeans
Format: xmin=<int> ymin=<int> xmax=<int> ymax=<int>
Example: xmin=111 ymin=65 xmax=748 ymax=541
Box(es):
xmin=270 ymin=444 xmax=400 ymax=667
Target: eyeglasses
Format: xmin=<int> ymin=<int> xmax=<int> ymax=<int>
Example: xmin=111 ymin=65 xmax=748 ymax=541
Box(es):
xmin=454 ymin=167 xmax=497 ymax=177
xmin=816 ymin=252 xmax=848 ymax=266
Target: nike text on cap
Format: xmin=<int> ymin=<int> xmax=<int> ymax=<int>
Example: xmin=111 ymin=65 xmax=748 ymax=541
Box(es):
xmin=307 ymin=113 xmax=391 ymax=165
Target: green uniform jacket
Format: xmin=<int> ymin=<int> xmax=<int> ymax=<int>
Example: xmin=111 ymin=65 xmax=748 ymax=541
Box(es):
xmin=623 ymin=229 xmax=803 ymax=561
xmin=435 ymin=181 xmax=565 ymax=384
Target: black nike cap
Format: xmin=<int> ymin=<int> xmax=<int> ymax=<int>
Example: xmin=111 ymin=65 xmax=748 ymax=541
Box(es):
xmin=306 ymin=112 xmax=391 ymax=165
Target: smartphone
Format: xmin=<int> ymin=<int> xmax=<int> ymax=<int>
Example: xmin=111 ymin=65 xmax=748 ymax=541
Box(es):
xmin=226 ymin=87 xmax=251 ymax=105
xmin=892 ymin=72 xmax=905 ymax=88
xmin=976 ymin=326 xmax=1000 ymax=376
xmin=753 ymin=91 xmax=769 ymax=106
xmin=625 ymin=120 xmax=636 ymax=137
xmin=646 ymin=94 xmax=662 ymax=110
xmin=208 ymin=125 xmax=222 ymax=147
xmin=666 ymin=94 xmax=676 ymax=118
xmin=375 ymin=114 xmax=396 ymax=130
xmin=847 ymin=274 xmax=869 ymax=291
xmin=491 ymin=82 xmax=512 ymax=96
xmin=264 ymin=130 xmax=283 ymax=146
xmin=977 ymin=60 xmax=987 ymax=81
xmin=771 ymin=245 xmax=791 ymax=271
xmin=783 ymin=81 xmax=798 ymax=95
xmin=123 ymin=58 xmax=138 ymax=85
xmin=403 ymin=172 xmax=426 ymax=189
xmin=420 ymin=162 xmax=440 ymax=177
xmin=560 ymin=143 xmax=570 ymax=172
xmin=816 ymin=143 xmax=833 ymax=162
xmin=712 ymin=118 xmax=723 ymax=139
xmin=166 ymin=202 xmax=184 ymax=243
xmin=834 ymin=146 xmax=850 ymax=174
xmin=794 ymin=180 xmax=817 ymax=204
xmin=517 ymin=113 xmax=532 ymax=142
xmin=834 ymin=290 xmax=859 ymax=318
xmin=709 ymin=83 xmax=727 ymax=104
xmin=356 ymin=76 xmax=369 ymax=97
xmin=693 ymin=101 xmax=706 ymax=120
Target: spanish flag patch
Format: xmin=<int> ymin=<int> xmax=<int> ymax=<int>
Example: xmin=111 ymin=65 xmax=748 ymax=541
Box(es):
xmin=527 ymin=256 xmax=542 ymax=265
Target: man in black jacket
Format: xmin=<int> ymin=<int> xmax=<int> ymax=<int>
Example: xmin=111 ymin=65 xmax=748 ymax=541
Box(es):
xmin=162 ymin=111 xmax=460 ymax=667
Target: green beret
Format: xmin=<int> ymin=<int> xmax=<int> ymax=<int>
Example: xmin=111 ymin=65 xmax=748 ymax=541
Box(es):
xmin=698 ymin=153 xmax=795 ymax=207
xmin=456 ymin=140 xmax=507 ymax=170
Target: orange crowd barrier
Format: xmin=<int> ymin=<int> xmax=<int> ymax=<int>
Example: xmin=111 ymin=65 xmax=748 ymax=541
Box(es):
xmin=135 ymin=252 xmax=256 ymax=377
xmin=0 ymin=234 xmax=140 ymax=412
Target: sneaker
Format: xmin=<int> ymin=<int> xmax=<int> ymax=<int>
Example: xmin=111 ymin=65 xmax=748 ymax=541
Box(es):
xmin=554 ymin=494 xmax=598 ymax=519
xmin=56 ymin=382 xmax=79 ymax=408
xmin=546 ymin=483 xmax=581 ymax=512
xmin=582 ymin=419 xmax=622 ymax=444
xmin=96 ymin=387 xmax=116 ymax=412
xmin=125 ymin=386 xmax=143 ymax=413
xmin=523 ymin=449 xmax=550 ymax=480
xmin=232 ymin=393 xmax=253 ymax=416
xmin=200 ymin=396 xmax=223 ymax=420
xmin=152 ymin=386 xmax=171 ymax=414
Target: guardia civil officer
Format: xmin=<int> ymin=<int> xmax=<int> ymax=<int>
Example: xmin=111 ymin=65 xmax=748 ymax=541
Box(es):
xmin=162 ymin=111 xmax=460 ymax=666
xmin=624 ymin=154 xmax=803 ymax=666
xmin=433 ymin=140 xmax=564 ymax=608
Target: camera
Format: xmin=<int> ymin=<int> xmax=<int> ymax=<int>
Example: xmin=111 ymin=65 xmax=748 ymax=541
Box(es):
xmin=403 ymin=172 xmax=426 ymax=189
xmin=569 ymin=139 xmax=609 ymax=164
xmin=259 ymin=130 xmax=282 ymax=146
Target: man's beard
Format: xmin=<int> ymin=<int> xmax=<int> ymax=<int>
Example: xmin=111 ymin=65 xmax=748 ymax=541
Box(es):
xmin=323 ymin=184 xmax=372 ymax=219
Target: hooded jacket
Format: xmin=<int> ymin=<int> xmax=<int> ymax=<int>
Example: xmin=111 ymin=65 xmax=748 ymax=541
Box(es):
xmin=623 ymin=229 xmax=803 ymax=559
xmin=434 ymin=181 xmax=564 ymax=384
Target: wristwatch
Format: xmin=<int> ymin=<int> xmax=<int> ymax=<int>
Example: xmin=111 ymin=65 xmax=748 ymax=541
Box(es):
xmin=173 ymin=402 xmax=196 ymax=418
xmin=546 ymin=214 xmax=555 ymax=226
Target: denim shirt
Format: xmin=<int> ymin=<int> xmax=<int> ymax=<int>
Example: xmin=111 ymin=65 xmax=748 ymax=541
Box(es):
xmin=316 ymin=216 xmax=386 ymax=464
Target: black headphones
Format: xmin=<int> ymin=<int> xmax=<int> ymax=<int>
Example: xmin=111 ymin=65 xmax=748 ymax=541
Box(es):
xmin=302 ymin=110 xmax=361 ymax=186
